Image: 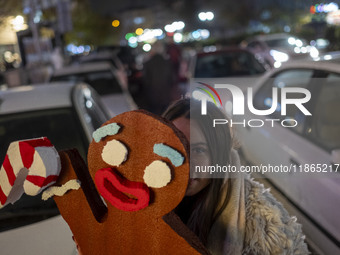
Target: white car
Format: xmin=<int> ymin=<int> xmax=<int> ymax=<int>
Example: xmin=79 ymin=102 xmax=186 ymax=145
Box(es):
xmin=0 ymin=82 xmax=110 ymax=255
xmin=189 ymin=47 xmax=268 ymax=79
xmin=234 ymin=59 xmax=340 ymax=254
xmin=77 ymin=50 xmax=128 ymax=87
xmin=51 ymin=61 xmax=137 ymax=117
xmin=245 ymin=33 xmax=319 ymax=68
xmin=189 ymin=48 xmax=268 ymax=105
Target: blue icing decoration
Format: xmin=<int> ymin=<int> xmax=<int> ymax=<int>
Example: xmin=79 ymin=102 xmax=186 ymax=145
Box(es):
xmin=153 ymin=143 xmax=184 ymax=167
xmin=92 ymin=123 xmax=120 ymax=142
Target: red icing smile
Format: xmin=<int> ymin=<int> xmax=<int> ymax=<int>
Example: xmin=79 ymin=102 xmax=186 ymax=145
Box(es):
xmin=95 ymin=168 xmax=150 ymax=212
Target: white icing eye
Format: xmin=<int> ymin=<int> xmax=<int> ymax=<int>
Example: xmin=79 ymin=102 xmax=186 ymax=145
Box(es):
xmin=101 ymin=139 xmax=128 ymax=166
xmin=143 ymin=160 xmax=171 ymax=188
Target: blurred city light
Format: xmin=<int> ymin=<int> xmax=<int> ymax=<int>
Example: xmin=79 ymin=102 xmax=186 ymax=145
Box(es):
xmin=174 ymin=21 xmax=185 ymax=30
xmin=200 ymin=29 xmax=210 ymax=39
xmin=86 ymin=100 xmax=93 ymax=108
xmin=66 ymin=44 xmax=91 ymax=55
xmin=128 ymin=36 xmax=137 ymax=44
xmin=198 ymin=12 xmax=207 ymax=21
xmin=309 ymin=47 xmax=320 ymax=58
xmin=125 ymin=33 xmax=135 ymax=40
xmin=315 ymin=39 xmax=329 ymax=49
xmin=153 ymin=29 xmax=163 ymax=37
xmin=165 ymin=24 xmax=176 ymax=33
xmin=203 ymin=45 xmax=217 ymax=52
xmin=283 ymin=25 xmax=291 ymax=33
xmin=192 ymin=30 xmax=200 ymax=39
xmin=173 ymin=32 xmax=183 ymax=43
xmin=134 ymin=17 xmax=144 ymax=25
xmin=294 ymin=47 xmax=301 ymax=53
xmin=288 ymin=37 xmax=296 ymax=45
xmin=301 ymin=47 xmax=307 ymax=53
xmin=143 ymin=44 xmax=152 ymax=52
xmin=326 ymin=10 xmax=340 ymax=25
xmin=128 ymin=42 xmax=138 ymax=48
xmin=84 ymin=45 xmax=91 ymax=52
xmin=295 ymin=39 xmax=303 ymax=47
xmin=189 ymin=29 xmax=210 ymax=41
xmin=270 ymin=50 xmax=289 ymax=62
xmin=135 ymin=28 xmax=144 ymax=35
xmin=274 ymin=62 xmax=282 ymax=68
xmin=164 ymin=21 xmax=185 ymax=33
xmin=324 ymin=54 xmax=332 ymax=60
xmin=78 ymin=45 xmax=85 ymax=54
xmin=13 ymin=15 xmax=24 ymax=25
xmin=4 ymin=51 xmax=14 ymax=62
xmin=206 ymin=12 xmax=214 ymax=21
xmin=11 ymin=15 xmax=27 ymax=31
xmin=33 ymin=10 xmax=42 ymax=23
xmin=112 ymin=20 xmax=120 ymax=27
xmin=138 ymin=29 xmax=157 ymax=42
xmin=310 ymin=2 xmax=338 ymax=14
xmin=198 ymin=11 xmax=215 ymax=21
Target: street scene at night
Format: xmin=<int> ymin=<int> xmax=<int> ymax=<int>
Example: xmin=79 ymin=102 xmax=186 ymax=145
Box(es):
xmin=0 ymin=0 xmax=339 ymax=254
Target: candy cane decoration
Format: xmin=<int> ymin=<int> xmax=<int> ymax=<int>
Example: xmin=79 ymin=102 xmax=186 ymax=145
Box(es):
xmin=0 ymin=137 xmax=61 ymax=209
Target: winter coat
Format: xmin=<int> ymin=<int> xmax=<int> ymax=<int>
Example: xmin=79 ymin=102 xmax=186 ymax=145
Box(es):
xmin=206 ymin=178 xmax=309 ymax=255
xmin=206 ymin=150 xmax=309 ymax=255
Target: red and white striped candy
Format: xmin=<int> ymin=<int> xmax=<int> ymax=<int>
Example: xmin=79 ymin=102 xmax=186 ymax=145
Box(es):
xmin=0 ymin=137 xmax=61 ymax=209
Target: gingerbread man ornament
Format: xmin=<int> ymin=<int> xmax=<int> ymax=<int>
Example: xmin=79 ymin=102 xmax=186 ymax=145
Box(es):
xmin=50 ymin=110 xmax=209 ymax=254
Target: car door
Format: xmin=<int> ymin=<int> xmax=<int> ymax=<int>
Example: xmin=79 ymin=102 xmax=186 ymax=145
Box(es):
xmin=237 ymin=68 xmax=340 ymax=251
xmin=238 ymin=68 xmax=315 ymax=174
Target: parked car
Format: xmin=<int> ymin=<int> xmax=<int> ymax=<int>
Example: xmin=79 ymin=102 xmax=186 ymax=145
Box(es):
xmin=244 ymin=33 xmax=319 ymax=68
xmin=189 ymin=48 xmax=268 ymax=111
xmin=77 ymin=50 xmax=128 ymax=86
xmin=190 ymin=47 xmax=268 ymax=79
xmin=84 ymin=46 xmax=144 ymax=98
xmin=233 ymin=59 xmax=340 ymax=254
xmin=0 ymin=81 xmax=110 ymax=255
xmin=50 ymin=61 xmax=137 ymax=117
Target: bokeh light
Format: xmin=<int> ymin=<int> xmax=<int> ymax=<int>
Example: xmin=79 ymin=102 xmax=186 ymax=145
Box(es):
xmin=173 ymin=33 xmax=183 ymax=43
xmin=143 ymin=44 xmax=152 ymax=52
xmin=135 ymin=28 xmax=144 ymax=35
xmin=112 ymin=20 xmax=120 ymax=27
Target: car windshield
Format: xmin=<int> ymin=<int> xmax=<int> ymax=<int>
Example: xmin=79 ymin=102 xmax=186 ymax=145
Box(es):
xmin=0 ymin=107 xmax=89 ymax=232
xmin=51 ymin=71 xmax=123 ymax=96
xmin=265 ymin=38 xmax=292 ymax=48
xmin=195 ymin=51 xmax=266 ymax=78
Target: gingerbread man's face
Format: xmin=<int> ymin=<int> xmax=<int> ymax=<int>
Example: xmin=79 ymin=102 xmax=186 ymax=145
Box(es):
xmin=87 ymin=110 xmax=190 ymax=216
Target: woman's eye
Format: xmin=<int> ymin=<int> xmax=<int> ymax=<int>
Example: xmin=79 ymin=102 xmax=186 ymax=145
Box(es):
xmin=192 ymin=147 xmax=207 ymax=154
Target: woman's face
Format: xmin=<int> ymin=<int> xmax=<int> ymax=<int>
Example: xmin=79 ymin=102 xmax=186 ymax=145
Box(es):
xmin=173 ymin=117 xmax=211 ymax=196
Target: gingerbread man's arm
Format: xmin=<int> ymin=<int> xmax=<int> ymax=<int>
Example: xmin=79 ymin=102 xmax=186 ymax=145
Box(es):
xmin=53 ymin=149 xmax=107 ymax=223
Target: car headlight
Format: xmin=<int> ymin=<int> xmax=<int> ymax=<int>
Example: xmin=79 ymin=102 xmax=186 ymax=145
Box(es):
xmin=270 ymin=50 xmax=289 ymax=62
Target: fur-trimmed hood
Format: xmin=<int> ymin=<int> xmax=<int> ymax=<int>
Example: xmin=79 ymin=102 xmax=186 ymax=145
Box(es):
xmin=242 ymin=178 xmax=309 ymax=255
xmin=206 ymin=150 xmax=309 ymax=254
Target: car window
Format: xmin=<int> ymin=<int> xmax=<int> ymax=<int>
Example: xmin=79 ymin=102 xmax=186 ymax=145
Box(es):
xmin=307 ymin=73 xmax=340 ymax=150
xmin=52 ymin=71 xmax=123 ymax=96
xmin=0 ymin=108 xmax=89 ymax=231
xmin=195 ymin=51 xmax=266 ymax=78
xmin=253 ymin=69 xmax=314 ymax=133
xmin=265 ymin=38 xmax=291 ymax=48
